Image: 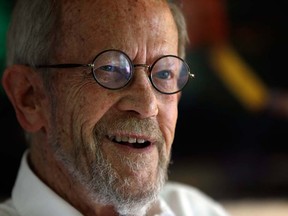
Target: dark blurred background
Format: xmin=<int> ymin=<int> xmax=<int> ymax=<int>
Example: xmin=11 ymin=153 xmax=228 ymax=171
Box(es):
xmin=1 ymin=0 xmax=288 ymax=202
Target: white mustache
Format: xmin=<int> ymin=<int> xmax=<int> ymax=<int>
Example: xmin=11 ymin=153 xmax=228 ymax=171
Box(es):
xmin=93 ymin=115 xmax=165 ymax=146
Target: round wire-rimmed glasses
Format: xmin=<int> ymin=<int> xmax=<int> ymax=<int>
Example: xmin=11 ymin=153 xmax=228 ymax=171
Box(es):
xmin=36 ymin=49 xmax=195 ymax=94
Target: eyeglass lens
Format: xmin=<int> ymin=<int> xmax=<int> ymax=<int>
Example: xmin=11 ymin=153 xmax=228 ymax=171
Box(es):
xmin=92 ymin=50 xmax=133 ymax=89
xmin=92 ymin=50 xmax=190 ymax=94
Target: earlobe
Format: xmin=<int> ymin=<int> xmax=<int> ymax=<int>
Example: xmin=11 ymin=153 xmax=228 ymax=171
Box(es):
xmin=1 ymin=65 xmax=47 ymax=132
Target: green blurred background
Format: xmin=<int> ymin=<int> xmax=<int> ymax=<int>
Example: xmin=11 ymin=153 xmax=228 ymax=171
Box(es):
xmin=0 ymin=1 xmax=12 ymax=94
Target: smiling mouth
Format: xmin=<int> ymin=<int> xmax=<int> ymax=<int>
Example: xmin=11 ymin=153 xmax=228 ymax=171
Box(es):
xmin=108 ymin=135 xmax=151 ymax=149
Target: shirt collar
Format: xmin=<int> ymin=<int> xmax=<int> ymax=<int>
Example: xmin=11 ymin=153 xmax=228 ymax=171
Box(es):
xmin=12 ymin=151 xmax=85 ymax=216
xmin=12 ymin=150 xmax=175 ymax=216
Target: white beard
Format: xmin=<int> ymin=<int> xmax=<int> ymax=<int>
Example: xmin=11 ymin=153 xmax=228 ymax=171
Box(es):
xmin=50 ymin=114 xmax=170 ymax=216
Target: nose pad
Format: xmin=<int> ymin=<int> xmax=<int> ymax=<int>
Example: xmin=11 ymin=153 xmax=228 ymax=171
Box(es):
xmin=134 ymin=64 xmax=150 ymax=71
xmin=132 ymin=64 xmax=154 ymax=91
xmin=132 ymin=64 xmax=153 ymax=88
xmin=133 ymin=64 xmax=151 ymax=80
xmin=116 ymin=65 xmax=159 ymax=118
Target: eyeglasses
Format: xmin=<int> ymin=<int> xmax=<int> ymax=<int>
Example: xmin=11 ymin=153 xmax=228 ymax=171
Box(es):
xmin=36 ymin=49 xmax=194 ymax=94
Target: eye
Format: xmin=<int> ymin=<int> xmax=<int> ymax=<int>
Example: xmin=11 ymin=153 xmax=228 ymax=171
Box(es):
xmin=98 ymin=65 xmax=131 ymax=80
xmin=155 ymin=70 xmax=173 ymax=80
xmin=99 ymin=65 xmax=117 ymax=72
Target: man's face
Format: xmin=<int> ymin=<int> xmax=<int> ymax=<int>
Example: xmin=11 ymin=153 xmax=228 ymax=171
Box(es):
xmin=42 ymin=0 xmax=179 ymax=213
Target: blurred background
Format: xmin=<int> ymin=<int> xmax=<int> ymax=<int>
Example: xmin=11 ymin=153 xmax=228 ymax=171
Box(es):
xmin=1 ymin=0 xmax=288 ymax=215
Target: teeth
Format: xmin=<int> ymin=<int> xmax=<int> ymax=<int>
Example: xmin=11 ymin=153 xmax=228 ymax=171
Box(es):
xmin=128 ymin=137 xmax=136 ymax=143
xmin=113 ymin=135 xmax=146 ymax=144
xmin=115 ymin=136 xmax=122 ymax=142
xmin=137 ymin=139 xmax=145 ymax=143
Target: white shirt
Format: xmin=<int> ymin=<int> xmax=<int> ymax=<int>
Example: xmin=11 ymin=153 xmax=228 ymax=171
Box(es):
xmin=0 ymin=151 xmax=229 ymax=216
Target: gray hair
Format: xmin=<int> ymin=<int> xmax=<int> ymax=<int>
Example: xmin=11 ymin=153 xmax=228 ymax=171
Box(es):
xmin=6 ymin=0 xmax=59 ymax=67
xmin=6 ymin=0 xmax=188 ymax=66
xmin=168 ymin=2 xmax=189 ymax=58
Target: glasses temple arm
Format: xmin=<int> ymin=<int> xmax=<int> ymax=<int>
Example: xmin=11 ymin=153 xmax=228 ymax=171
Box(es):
xmin=35 ymin=63 xmax=93 ymax=69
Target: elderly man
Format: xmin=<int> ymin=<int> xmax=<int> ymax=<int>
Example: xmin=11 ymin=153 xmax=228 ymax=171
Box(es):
xmin=0 ymin=0 xmax=229 ymax=215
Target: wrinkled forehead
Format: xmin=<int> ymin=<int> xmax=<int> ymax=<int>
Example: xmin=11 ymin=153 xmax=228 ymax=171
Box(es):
xmin=61 ymin=0 xmax=168 ymax=20
xmin=61 ymin=0 xmax=173 ymax=37
xmin=56 ymin=0 xmax=177 ymax=60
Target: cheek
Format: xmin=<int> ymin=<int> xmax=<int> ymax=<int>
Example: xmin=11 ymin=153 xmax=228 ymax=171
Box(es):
xmin=63 ymin=95 xmax=111 ymax=130
xmin=48 ymin=78 xmax=116 ymax=141
xmin=157 ymin=96 xmax=179 ymax=150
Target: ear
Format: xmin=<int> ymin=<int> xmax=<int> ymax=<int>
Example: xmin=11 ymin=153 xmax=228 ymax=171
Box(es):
xmin=1 ymin=65 xmax=47 ymax=132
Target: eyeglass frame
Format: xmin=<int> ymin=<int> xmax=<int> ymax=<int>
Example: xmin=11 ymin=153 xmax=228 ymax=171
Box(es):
xmin=35 ymin=49 xmax=195 ymax=95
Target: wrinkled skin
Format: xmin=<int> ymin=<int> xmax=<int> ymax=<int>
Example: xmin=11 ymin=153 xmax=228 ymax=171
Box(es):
xmin=2 ymin=0 xmax=180 ymax=215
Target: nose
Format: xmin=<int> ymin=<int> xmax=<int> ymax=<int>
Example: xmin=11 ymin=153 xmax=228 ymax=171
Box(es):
xmin=115 ymin=67 xmax=159 ymax=118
